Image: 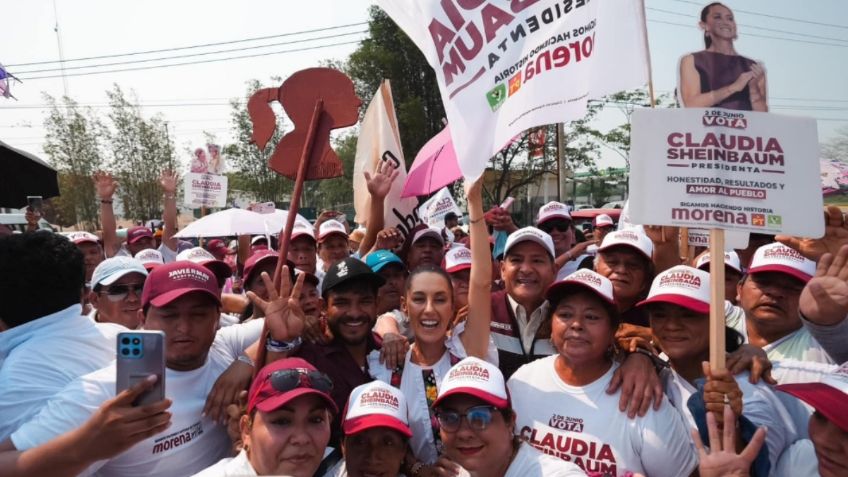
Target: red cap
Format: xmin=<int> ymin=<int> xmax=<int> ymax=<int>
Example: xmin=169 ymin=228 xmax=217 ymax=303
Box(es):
xmin=243 ymin=249 xmax=278 ymax=285
xmin=205 ymin=239 xmax=235 ymax=260
xmin=141 ymin=261 xmax=221 ymax=310
xmin=248 ymin=358 xmax=338 ymax=415
xmin=126 ymin=226 xmax=154 ymax=244
xmin=777 ymin=363 xmax=848 ymax=433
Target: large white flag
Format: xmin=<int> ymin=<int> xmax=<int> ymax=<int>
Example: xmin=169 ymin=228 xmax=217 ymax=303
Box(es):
xmin=353 ymin=81 xmax=423 ymax=239
xmin=376 ymin=0 xmax=650 ymax=179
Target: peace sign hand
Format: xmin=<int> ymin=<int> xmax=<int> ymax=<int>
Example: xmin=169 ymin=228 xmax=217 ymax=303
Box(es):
xmin=246 ymin=267 xmax=306 ymax=342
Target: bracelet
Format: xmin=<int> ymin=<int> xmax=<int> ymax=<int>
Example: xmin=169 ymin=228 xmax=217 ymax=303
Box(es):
xmin=469 ymin=216 xmax=484 ymax=224
xmin=630 ymin=347 xmax=670 ymax=372
xmin=237 ymin=354 xmax=254 ymax=367
xmin=100 ymin=199 xmax=113 ymax=204
xmin=266 ymin=335 xmax=302 ymax=353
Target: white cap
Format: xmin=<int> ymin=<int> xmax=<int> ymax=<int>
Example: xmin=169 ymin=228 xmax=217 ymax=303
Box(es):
xmin=411 ymin=226 xmax=444 ymax=246
xmin=749 ymin=243 xmax=816 ymax=283
xmin=65 ymin=231 xmax=100 ymax=245
xmin=318 ymin=220 xmax=348 ymax=243
xmin=695 ymin=251 xmax=742 ymax=274
xmin=90 ymin=256 xmax=148 ymax=289
xmin=638 ymin=265 xmax=710 ymax=314
xmin=598 ymin=229 xmax=653 ymax=260
xmin=291 ymin=222 xmax=316 ymax=242
xmin=176 ymin=247 xmax=231 ymax=284
xmin=594 ymin=214 xmax=614 ymax=228
xmin=536 ymin=201 xmax=571 ymax=225
xmin=434 ymin=357 xmax=509 ymax=409
xmin=546 ymin=269 xmax=615 ymax=304
xmin=343 ymin=381 xmax=412 ymax=438
xmin=251 ymin=235 xmax=269 ymax=245
xmin=504 ymin=227 xmax=555 ymax=258
xmin=135 ymin=248 xmax=165 ymax=270
xmin=444 ymin=246 xmax=472 ymax=274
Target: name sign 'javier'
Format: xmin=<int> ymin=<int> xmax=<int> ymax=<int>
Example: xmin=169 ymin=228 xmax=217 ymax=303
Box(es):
xmin=628 ymin=108 xmax=823 ymax=237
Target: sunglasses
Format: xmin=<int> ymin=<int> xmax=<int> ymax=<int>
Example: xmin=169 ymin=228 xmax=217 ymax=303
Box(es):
xmin=99 ymin=283 xmax=145 ymax=302
xmin=269 ymin=368 xmax=334 ymax=394
xmin=539 ymin=220 xmax=572 ymax=233
xmin=436 ymin=405 xmax=500 ymax=432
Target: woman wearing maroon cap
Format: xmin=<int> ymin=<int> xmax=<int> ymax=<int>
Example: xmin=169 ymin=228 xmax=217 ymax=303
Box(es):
xmin=193 ymin=358 xmax=337 ymax=477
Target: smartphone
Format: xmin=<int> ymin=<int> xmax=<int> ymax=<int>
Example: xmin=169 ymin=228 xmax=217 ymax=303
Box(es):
xmin=500 ymin=197 xmax=515 ymax=210
xmin=116 ymin=331 xmax=166 ymax=406
xmin=27 ymin=196 xmax=43 ymax=214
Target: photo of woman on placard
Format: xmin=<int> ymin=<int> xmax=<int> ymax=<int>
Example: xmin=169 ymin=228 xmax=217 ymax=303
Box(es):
xmin=678 ymin=2 xmax=768 ymax=112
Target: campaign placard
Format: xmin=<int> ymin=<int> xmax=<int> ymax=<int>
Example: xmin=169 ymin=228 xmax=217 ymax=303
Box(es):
xmin=184 ymin=172 xmax=228 ymax=208
xmin=629 ymin=108 xmax=823 ymax=237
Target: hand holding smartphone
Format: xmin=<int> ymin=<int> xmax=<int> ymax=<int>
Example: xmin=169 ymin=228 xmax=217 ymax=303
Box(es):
xmin=116 ymin=331 xmax=166 ymax=406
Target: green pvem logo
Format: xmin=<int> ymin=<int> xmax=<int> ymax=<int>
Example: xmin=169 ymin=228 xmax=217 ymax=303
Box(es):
xmin=486 ymin=84 xmax=507 ymax=111
xmin=767 ymin=215 xmax=782 ymax=228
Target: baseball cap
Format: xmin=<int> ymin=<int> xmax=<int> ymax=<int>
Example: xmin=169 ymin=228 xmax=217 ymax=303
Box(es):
xmin=176 ymin=247 xmax=232 ymax=287
xmin=322 ymin=257 xmax=386 ymax=295
xmin=126 ymin=226 xmax=154 ymax=244
xmin=65 ymin=231 xmax=100 ymax=245
xmin=598 ymin=229 xmax=653 ymax=261
xmin=411 ymin=226 xmax=445 ymax=247
xmin=248 ymin=358 xmax=338 ymax=415
xmin=343 ymin=381 xmax=412 ymax=438
xmin=504 ymin=227 xmax=555 ymax=258
xmin=546 ymin=269 xmax=615 ymax=305
xmin=777 ymin=363 xmax=848 ymax=433
xmin=135 ymin=248 xmax=165 ymax=271
xmin=433 ymin=357 xmax=509 ymax=409
xmin=365 ymin=250 xmax=405 ymax=273
xmin=593 ymin=214 xmax=614 ymax=228
xmin=536 ymin=201 xmax=571 ymax=225
xmin=291 ymin=222 xmax=316 ymax=243
xmin=444 ymin=246 xmax=472 ymax=274
xmin=251 ymin=235 xmax=269 ymax=245
xmin=318 ymin=220 xmax=348 ymax=243
xmin=141 ymin=261 xmax=221 ymax=309
xmin=748 ymin=243 xmax=816 ymax=283
xmin=637 ymin=265 xmax=710 ymax=314
xmin=695 ymin=251 xmax=742 ymax=274
xmin=205 ymin=239 xmax=235 ymax=261
xmin=243 ymin=249 xmax=279 ymax=286
xmin=90 ymin=256 xmax=148 ymax=289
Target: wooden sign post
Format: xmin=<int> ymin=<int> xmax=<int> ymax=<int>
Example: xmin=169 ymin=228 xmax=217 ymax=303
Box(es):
xmin=708 ymin=229 xmax=726 ymax=369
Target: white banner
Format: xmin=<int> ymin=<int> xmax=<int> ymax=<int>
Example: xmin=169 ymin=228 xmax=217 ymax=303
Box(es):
xmin=184 ymin=172 xmax=228 ymax=208
xmin=418 ymin=187 xmax=462 ymax=228
xmin=376 ymin=0 xmax=649 ymax=180
xmin=353 ymin=81 xmax=422 ymax=239
xmin=687 ymin=229 xmax=749 ymax=250
xmin=629 ymin=108 xmax=824 ymax=237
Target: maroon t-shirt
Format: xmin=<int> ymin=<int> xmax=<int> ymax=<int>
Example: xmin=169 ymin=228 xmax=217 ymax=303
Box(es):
xmin=692 ymin=50 xmax=758 ymax=111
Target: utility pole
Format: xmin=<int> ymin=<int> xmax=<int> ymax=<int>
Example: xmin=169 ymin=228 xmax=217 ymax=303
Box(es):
xmin=52 ymin=0 xmax=69 ymax=98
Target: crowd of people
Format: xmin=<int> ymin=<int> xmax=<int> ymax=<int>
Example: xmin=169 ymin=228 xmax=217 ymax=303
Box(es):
xmin=1 ymin=166 xmax=847 ymax=477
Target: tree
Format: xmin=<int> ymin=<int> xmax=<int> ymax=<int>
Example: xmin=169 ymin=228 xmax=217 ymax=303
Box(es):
xmin=224 ymin=79 xmax=291 ymax=204
xmin=822 ymin=126 xmax=848 ymax=162
xmin=42 ymin=95 xmax=106 ymax=231
xmin=106 ymin=85 xmax=176 ymax=222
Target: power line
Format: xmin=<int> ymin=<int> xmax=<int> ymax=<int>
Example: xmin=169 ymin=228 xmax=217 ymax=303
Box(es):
xmin=666 ymin=0 xmax=848 ymax=30
xmin=6 ymin=22 xmax=368 ymax=67
xmin=14 ymin=30 xmax=368 ymax=75
xmin=647 ymin=19 xmax=848 ymax=48
xmin=647 ymin=7 xmax=848 ymax=43
xmin=16 ymin=39 xmax=365 ymax=80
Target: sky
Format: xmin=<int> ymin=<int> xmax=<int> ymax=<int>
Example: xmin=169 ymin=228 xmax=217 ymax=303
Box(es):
xmin=1 ymin=0 xmax=846 ymax=172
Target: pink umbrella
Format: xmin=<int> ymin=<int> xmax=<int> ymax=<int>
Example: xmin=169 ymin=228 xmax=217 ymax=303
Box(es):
xmin=401 ymin=126 xmax=463 ymax=198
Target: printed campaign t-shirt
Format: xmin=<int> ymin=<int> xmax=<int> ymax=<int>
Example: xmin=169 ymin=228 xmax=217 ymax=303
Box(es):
xmin=11 ymin=318 xmax=264 ymax=477
xmin=505 ymin=442 xmax=586 ymax=477
xmin=507 ymin=356 xmax=698 ymax=477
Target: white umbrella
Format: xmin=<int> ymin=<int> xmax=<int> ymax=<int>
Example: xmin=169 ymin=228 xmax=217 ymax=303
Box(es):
xmin=174 ymin=208 xmax=310 ymax=238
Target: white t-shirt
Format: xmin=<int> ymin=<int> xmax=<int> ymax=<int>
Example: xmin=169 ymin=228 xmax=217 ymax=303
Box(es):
xmin=726 ymin=304 xmax=836 ymax=383
xmin=11 ymin=318 xmax=265 ymax=477
xmin=191 ymin=450 xmax=255 ymax=477
xmin=367 ymin=321 xmax=498 ymax=464
xmin=0 ymin=304 xmax=122 ymax=441
xmin=774 ymin=439 xmax=821 ymax=477
xmin=505 ymin=442 xmax=586 ymax=477
xmin=508 ymin=356 xmax=698 ymax=477
xmin=662 ymin=368 xmax=800 ymax=471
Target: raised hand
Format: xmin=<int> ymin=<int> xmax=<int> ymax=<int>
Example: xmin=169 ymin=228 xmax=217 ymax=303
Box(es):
xmin=374 ymin=227 xmax=403 ymax=252
xmin=158 ymin=170 xmax=179 ymax=195
xmin=726 ymin=344 xmax=775 ymax=385
xmin=364 ymin=159 xmax=399 ymax=200
xmin=777 ymin=206 xmax=848 ymax=261
xmin=93 ymin=170 xmax=119 ymax=200
xmin=799 ymin=244 xmax=848 ymax=325
xmin=693 ymin=405 xmax=766 ymax=477
xmin=246 ymin=267 xmax=306 ymax=342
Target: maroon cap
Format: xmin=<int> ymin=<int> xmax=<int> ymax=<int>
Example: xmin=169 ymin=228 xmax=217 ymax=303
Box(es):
xmin=126 ymin=226 xmax=154 ymax=244
xmin=776 ymin=363 xmax=848 ymax=433
xmin=205 ymin=239 xmax=235 ymax=261
xmin=141 ymin=261 xmax=221 ymax=309
xmin=248 ymin=358 xmax=337 ymax=415
xmin=243 ymin=249 xmax=279 ymax=286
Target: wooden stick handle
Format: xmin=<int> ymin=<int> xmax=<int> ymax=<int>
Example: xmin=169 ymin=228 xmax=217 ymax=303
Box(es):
xmin=709 ymin=228 xmax=726 ymax=369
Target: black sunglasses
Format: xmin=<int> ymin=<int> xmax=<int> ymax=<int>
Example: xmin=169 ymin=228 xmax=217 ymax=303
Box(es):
xmin=539 ymin=220 xmax=572 ymax=233
xmin=269 ymin=369 xmax=334 ymax=394
xmin=99 ymin=283 xmax=145 ymax=302
xmin=435 ymin=405 xmax=500 ymax=433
